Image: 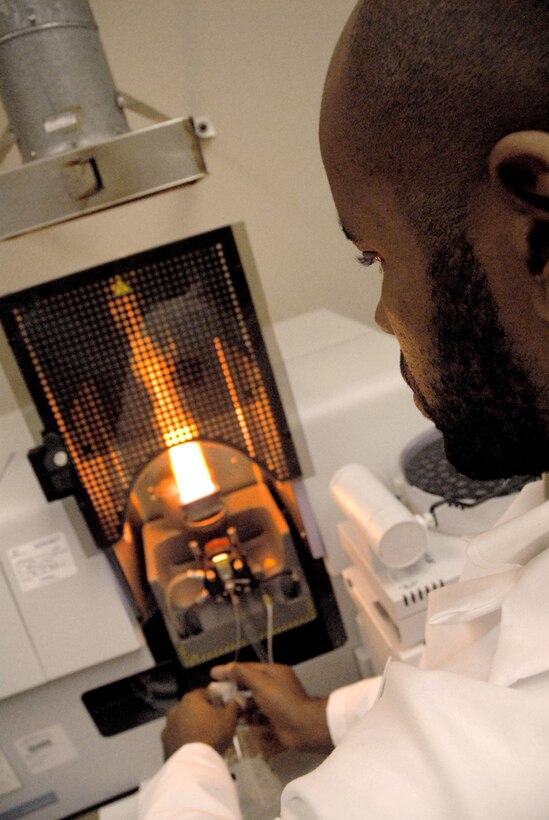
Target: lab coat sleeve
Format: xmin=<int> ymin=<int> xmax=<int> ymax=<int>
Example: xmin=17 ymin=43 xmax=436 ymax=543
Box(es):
xmin=137 ymin=678 xmax=382 ymax=820
xmin=325 ymin=674 xmax=382 ymax=745
xmin=280 ymin=662 xmax=549 ymax=820
xmin=138 ymin=742 xmax=242 ymax=820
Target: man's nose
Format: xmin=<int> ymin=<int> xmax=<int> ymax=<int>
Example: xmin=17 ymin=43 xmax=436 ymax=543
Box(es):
xmin=375 ymin=301 xmax=394 ymax=335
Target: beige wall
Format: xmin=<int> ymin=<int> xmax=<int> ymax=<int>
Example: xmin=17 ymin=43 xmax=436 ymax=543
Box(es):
xmin=0 ymin=1 xmax=382 ymax=414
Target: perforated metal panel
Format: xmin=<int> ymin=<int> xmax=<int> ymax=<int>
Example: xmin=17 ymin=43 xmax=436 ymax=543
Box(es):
xmin=403 ymin=433 xmax=535 ymax=502
xmin=0 ymin=226 xmax=301 ymax=546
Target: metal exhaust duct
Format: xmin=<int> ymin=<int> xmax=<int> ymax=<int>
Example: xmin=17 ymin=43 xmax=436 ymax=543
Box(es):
xmin=0 ymin=0 xmax=207 ymax=240
xmin=0 ymin=0 xmax=130 ymax=161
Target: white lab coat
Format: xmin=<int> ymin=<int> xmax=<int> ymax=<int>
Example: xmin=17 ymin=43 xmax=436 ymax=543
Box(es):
xmin=140 ymin=480 xmax=549 ymax=819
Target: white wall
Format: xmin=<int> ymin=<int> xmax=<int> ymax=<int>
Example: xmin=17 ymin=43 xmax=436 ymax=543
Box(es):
xmin=0 ymin=1 xmax=383 ymax=414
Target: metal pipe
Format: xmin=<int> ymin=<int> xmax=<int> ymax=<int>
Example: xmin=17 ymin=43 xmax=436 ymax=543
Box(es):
xmin=0 ymin=0 xmax=129 ymax=161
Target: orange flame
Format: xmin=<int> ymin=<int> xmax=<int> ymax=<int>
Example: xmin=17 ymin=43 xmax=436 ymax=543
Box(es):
xmin=109 ymin=291 xmax=198 ymax=448
xmin=169 ymin=441 xmax=217 ymax=505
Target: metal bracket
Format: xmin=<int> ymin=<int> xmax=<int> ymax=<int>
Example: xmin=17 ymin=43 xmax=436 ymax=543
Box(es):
xmin=0 ymin=117 xmax=207 ymax=240
xmin=0 ymin=127 xmax=15 ymax=165
xmin=116 ymin=91 xmax=170 ymax=124
xmin=117 ymin=94 xmax=216 ymax=140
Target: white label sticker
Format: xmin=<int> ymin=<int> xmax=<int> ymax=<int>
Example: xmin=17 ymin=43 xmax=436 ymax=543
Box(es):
xmin=43 ymin=110 xmax=78 ymax=133
xmin=7 ymin=533 xmax=77 ymax=592
xmin=15 ymin=725 xmax=78 ymax=775
xmin=0 ymin=746 xmax=21 ymax=797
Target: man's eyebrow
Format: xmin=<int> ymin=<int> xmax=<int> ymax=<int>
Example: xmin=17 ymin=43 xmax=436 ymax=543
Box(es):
xmin=339 ymin=219 xmax=359 ymax=244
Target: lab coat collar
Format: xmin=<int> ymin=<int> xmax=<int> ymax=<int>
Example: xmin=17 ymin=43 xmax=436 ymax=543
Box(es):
xmin=426 ymin=480 xmax=549 ymax=686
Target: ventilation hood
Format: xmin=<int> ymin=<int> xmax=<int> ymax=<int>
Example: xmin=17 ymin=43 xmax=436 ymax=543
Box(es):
xmin=0 ymin=0 xmax=207 ymax=240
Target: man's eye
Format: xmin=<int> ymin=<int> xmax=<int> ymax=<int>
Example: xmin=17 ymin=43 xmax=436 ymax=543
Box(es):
xmin=356 ymin=251 xmax=382 ymax=267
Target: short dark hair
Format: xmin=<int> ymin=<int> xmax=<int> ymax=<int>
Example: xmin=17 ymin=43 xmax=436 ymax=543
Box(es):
xmin=341 ymin=0 xmax=549 ymax=248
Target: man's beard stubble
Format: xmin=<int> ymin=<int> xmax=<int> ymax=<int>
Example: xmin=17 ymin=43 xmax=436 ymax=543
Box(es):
xmin=409 ymin=236 xmax=548 ymax=480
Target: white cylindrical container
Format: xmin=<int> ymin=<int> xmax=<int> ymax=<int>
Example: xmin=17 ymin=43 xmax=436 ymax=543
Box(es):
xmin=330 ymin=463 xmax=427 ymax=568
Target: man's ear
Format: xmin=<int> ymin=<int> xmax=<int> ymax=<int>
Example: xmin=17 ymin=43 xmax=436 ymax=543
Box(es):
xmin=489 ymin=131 xmax=549 ymax=320
xmin=490 ymin=131 xmax=549 ymax=211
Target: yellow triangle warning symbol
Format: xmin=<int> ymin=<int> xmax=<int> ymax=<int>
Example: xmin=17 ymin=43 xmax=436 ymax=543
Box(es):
xmin=112 ymin=275 xmax=133 ymax=297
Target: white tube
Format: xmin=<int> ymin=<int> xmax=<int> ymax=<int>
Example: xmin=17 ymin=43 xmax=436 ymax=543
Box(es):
xmin=330 ymin=463 xmax=427 ymax=569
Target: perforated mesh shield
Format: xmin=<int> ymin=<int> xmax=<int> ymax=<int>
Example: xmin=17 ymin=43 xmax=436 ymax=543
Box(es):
xmin=403 ymin=432 xmax=535 ymax=501
xmin=0 ymin=226 xmax=301 ymax=546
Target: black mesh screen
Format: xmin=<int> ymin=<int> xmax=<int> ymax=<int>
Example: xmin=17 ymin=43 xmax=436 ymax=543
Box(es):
xmin=403 ymin=432 xmax=535 ymax=501
xmin=0 ymin=226 xmax=301 ymax=546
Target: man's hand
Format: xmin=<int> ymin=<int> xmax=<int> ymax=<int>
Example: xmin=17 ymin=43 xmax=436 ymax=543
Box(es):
xmin=161 ymin=688 xmax=240 ymax=759
xmin=211 ymin=662 xmax=333 ymax=752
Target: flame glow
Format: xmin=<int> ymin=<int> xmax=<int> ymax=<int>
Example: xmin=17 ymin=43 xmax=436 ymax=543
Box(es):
xmin=109 ymin=291 xmax=198 ymax=449
xmin=169 ymin=441 xmax=217 ymax=505
xmin=213 ymin=336 xmax=256 ymax=458
xmin=211 ymin=552 xmax=230 ymax=564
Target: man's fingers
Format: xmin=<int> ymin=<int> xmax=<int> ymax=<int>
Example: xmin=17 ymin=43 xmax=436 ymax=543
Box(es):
xmin=211 ymin=661 xmax=266 ymax=687
xmin=226 ymin=698 xmax=241 ymax=719
xmin=210 ymin=662 xmax=236 ymax=681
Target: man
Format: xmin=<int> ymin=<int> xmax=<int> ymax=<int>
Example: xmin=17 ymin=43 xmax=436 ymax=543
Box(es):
xmin=140 ymin=1 xmax=549 ymax=816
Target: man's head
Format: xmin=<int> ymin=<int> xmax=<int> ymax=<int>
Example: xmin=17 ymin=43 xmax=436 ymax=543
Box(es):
xmin=320 ymin=0 xmax=549 ymax=479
